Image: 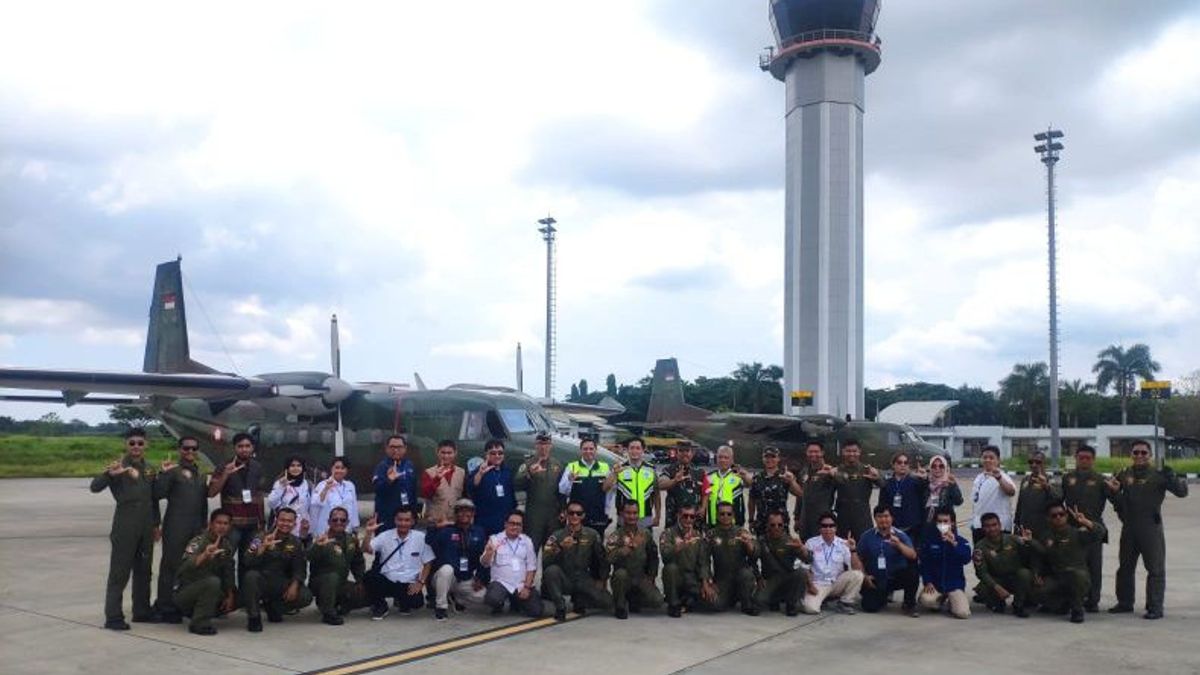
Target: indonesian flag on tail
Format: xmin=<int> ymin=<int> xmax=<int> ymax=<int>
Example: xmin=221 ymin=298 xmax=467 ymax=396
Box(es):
xmin=162 ymin=293 xmax=176 ymax=310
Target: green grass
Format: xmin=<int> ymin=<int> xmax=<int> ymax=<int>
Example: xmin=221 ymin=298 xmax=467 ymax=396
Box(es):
xmin=0 ymin=435 xmax=178 ymax=478
xmin=1000 ymin=456 xmax=1200 ymax=473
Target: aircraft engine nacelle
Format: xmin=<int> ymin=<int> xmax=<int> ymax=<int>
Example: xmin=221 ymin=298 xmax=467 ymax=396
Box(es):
xmin=253 ymin=372 xmax=354 ymax=416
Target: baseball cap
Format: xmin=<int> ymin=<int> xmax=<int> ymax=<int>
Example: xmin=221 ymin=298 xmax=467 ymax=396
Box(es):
xmin=453 ymin=498 xmax=476 ymax=510
xmin=762 ymin=446 xmax=781 ymax=457
xmin=535 ymin=432 xmax=552 ymax=442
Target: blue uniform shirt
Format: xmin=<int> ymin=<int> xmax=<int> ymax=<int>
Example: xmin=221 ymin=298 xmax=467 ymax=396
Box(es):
xmin=373 ymin=458 xmax=417 ymax=529
xmin=468 ymin=465 xmax=517 ymax=536
xmin=880 ymin=476 xmax=927 ymax=532
xmin=858 ymin=527 xmax=914 ymax=586
xmin=431 ymin=523 xmax=490 ymax=583
xmin=918 ymin=532 xmax=973 ymax=592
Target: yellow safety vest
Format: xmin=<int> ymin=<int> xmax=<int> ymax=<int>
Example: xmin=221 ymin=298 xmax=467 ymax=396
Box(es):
xmin=615 ymin=464 xmax=656 ymax=518
xmin=706 ymin=470 xmax=744 ymax=524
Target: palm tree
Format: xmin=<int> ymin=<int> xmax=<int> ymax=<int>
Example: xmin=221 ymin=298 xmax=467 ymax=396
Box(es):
xmin=731 ymin=362 xmax=783 ymax=414
xmin=998 ymin=362 xmax=1049 ymax=428
xmin=1059 ymin=379 xmax=1095 ymax=428
xmin=1093 ymin=343 xmax=1160 ymax=424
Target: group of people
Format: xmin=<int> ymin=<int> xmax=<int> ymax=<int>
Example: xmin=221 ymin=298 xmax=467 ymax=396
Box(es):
xmin=92 ymin=429 xmax=1188 ymax=636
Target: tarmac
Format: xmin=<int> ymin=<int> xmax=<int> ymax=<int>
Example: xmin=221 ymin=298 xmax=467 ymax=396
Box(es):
xmin=0 ymin=476 xmax=1196 ymax=675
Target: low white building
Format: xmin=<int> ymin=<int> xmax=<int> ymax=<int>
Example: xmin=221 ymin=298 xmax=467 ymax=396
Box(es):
xmin=877 ymin=400 xmax=1165 ymax=460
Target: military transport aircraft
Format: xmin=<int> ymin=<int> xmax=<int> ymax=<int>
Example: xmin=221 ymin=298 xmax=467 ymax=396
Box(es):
xmin=0 ymin=258 xmax=617 ymax=488
xmin=638 ymin=358 xmax=946 ymax=470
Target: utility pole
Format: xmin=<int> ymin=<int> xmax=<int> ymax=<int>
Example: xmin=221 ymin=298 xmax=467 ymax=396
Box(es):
xmin=1034 ymin=128 xmax=1064 ymax=469
xmin=538 ymin=216 xmax=557 ymax=400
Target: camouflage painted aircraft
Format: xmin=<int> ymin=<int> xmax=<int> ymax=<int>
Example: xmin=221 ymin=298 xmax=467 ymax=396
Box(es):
xmin=637 ymin=358 xmax=946 ymax=470
xmin=0 ymin=259 xmax=618 ymax=489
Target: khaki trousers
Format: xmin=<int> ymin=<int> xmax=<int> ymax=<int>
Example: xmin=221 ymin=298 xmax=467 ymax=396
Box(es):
xmin=801 ymin=570 xmax=864 ymax=614
xmin=918 ymin=588 xmax=971 ymax=618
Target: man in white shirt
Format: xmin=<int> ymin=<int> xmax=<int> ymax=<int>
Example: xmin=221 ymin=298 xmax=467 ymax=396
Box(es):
xmin=480 ymin=510 xmax=543 ymax=617
xmin=801 ymin=511 xmax=864 ymax=615
xmin=362 ymin=508 xmax=434 ymax=620
xmin=970 ymin=446 xmax=1017 ymax=543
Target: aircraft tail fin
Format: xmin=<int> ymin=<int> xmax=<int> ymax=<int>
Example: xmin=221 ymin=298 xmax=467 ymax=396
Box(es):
xmin=646 ymin=358 xmax=712 ymax=423
xmin=143 ymin=258 xmax=217 ymax=374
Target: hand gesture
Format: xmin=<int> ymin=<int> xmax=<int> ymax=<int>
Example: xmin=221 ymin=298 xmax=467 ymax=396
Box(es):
xmin=560 ymin=534 xmax=576 ymax=549
xmin=161 ymin=455 xmax=176 ymax=472
xmin=202 ymin=540 xmax=223 ymax=561
xmin=787 ymin=537 xmax=806 ymax=553
xmin=481 ymin=462 xmax=495 ymax=475
xmin=386 ymin=464 xmax=400 ymax=482
xmin=990 ymin=467 xmax=1003 ymax=480
xmin=106 ymin=460 xmax=125 ymax=476
xmin=887 ymin=532 xmax=902 ymax=548
xmin=530 ymin=460 xmax=546 ymax=475
xmin=277 ymin=473 xmax=289 ymax=487
xmin=223 ymin=460 xmax=243 ymax=475
xmin=315 ymin=533 xmax=331 ymax=547
xmin=1067 ymin=505 xmax=1091 ymax=528
xmin=781 ymin=469 xmax=797 ymax=484
xmin=364 ymin=514 xmax=380 ymax=533
xmin=866 ymin=466 xmax=881 ymax=481
xmin=818 ymin=464 xmax=835 ymax=477
xmin=845 ymin=532 xmax=856 ymax=552
xmin=942 ymin=528 xmax=956 ymax=544
xmin=320 ymin=478 xmax=337 ymax=499
xmin=517 ymin=586 xmax=531 ymax=600
xmin=1017 ymin=526 xmax=1032 ymax=543
xmin=299 ymin=520 xmax=311 ymax=538
xmin=261 ymin=529 xmax=279 ymax=551
xmin=701 ymin=580 xmax=717 ymax=603
xmin=913 ymin=460 xmax=928 ymax=479
xmin=1105 ymin=476 xmax=1121 ymax=493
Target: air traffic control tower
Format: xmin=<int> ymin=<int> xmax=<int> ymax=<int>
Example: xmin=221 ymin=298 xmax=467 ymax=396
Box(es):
xmin=761 ymin=0 xmax=881 ymax=419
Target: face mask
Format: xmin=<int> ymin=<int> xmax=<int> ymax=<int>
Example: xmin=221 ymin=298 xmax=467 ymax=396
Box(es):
xmin=937 ymin=523 xmax=952 ymax=535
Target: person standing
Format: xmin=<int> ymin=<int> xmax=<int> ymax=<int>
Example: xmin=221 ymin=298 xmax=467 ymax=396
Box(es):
xmin=480 ymin=510 xmax=543 ymax=617
xmin=470 ymin=440 xmax=517 ymax=537
xmin=917 ymin=507 xmax=973 ymax=619
xmin=658 ymin=443 xmax=706 ymax=529
xmin=372 ymin=435 xmax=416 ymax=532
xmin=1108 ymin=439 xmax=1189 ymax=620
xmin=1058 ymin=444 xmax=1116 ymax=612
xmin=795 ymin=442 xmax=837 ymax=540
xmin=923 ymin=455 xmax=962 ymax=529
xmin=1014 ymin=451 xmax=1060 ymax=543
xmin=430 ymin=499 xmax=489 ymax=621
xmin=420 ymin=440 xmax=466 ymax=530
xmin=1022 ymin=502 xmax=1106 ymax=623
xmin=266 ymin=456 xmax=313 ymax=539
xmin=705 ymin=502 xmax=759 ymax=615
xmin=307 ymin=506 xmax=367 ymax=625
xmin=703 ymin=446 xmax=751 ymax=528
xmin=363 ymin=508 xmax=435 ymax=620
xmin=310 ymin=458 xmax=360 ymax=537
xmin=173 ymin=509 xmax=236 ymax=636
xmin=154 ymin=436 xmax=209 ymax=623
xmin=241 ymin=507 xmax=312 ymax=632
xmin=514 ymin=433 xmax=564 ymax=549
xmin=91 ymin=428 xmax=160 ymax=630
xmin=972 ymin=512 xmax=1032 ymax=617
xmin=660 ymin=505 xmax=713 ymax=617
xmin=801 ymin=512 xmax=864 ymax=615
xmin=207 ymin=432 xmax=266 ymax=576
xmin=833 ymin=440 xmax=885 ymax=541
xmin=970 ymin=446 xmax=1016 ymax=543
xmin=605 ymin=437 xmax=659 ymax=530
xmin=858 ymin=505 xmax=920 ymax=616
xmin=879 ymin=452 xmax=928 ymax=543
xmin=542 ymin=501 xmax=613 ymax=621
xmin=747 ymin=447 xmax=802 ymax=536
xmin=605 ymin=502 xmax=664 ymax=619
xmin=755 ymin=512 xmax=810 ymax=616
xmin=558 ymin=438 xmax=613 ymax=534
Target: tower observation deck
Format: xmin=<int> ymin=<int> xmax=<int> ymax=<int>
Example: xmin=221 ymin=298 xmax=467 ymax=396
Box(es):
xmin=760 ymin=0 xmax=882 ymax=419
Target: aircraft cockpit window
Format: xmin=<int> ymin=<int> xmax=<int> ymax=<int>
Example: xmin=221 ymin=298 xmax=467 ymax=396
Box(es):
xmin=459 ymin=410 xmax=486 ymax=440
xmin=886 ymin=431 xmax=901 ymax=448
xmin=498 ymin=408 xmax=536 ymax=434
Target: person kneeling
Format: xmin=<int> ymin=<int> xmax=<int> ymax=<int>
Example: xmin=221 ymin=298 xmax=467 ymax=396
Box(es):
xmin=241 ymin=507 xmax=313 ymax=632
xmin=801 ymin=512 xmax=864 ymax=615
xmin=917 ymin=507 xmax=972 ymax=618
xmin=174 ymin=509 xmax=236 ymax=636
xmin=542 ymin=501 xmax=613 ymax=622
xmin=364 ymin=508 xmax=434 ymax=620
xmin=480 ymin=510 xmax=543 ymax=617
xmin=430 ymin=499 xmax=489 ymax=621
xmin=857 ymin=505 xmax=919 ymax=616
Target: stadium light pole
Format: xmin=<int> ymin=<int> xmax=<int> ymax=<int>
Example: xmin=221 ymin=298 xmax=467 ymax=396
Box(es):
xmin=537 ymin=216 xmax=558 ymax=401
xmin=1034 ymin=128 xmax=1064 ymax=469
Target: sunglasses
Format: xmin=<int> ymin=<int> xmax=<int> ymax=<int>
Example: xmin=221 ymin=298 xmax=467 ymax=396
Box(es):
xmin=180 ymin=446 xmax=198 ymax=451
xmin=488 ymin=451 xmax=504 ymax=456
xmin=893 ymin=460 xmax=908 ymax=465
xmin=1132 ymin=450 xmax=1150 ymax=456
xmin=678 ymin=514 xmax=697 ymax=520
xmin=718 ymin=511 xmax=734 ymax=517
xmin=127 ymin=440 xmax=145 ymax=446
xmin=566 ymin=510 xmax=585 ymax=516
xmin=819 ymin=523 xmax=837 ymax=529
xmin=330 ymin=517 xmax=348 ymax=523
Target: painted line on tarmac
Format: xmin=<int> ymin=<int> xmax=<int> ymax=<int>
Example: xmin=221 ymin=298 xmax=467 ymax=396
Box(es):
xmin=666 ymin=613 xmax=830 ymax=675
xmin=302 ymin=612 xmax=584 ymax=675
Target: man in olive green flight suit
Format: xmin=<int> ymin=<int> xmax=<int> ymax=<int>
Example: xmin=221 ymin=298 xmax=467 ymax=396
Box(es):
xmin=606 ymin=501 xmax=664 ymax=619
xmin=1021 ymin=502 xmax=1106 ymax=623
xmin=1058 ymin=444 xmax=1116 ymax=612
xmin=973 ymin=512 xmax=1033 ymax=617
xmin=707 ymin=502 xmax=760 ymax=615
xmin=1108 ymin=439 xmax=1189 ymax=619
xmin=514 ymin=433 xmax=564 ymax=550
xmin=755 ymin=512 xmax=810 ymax=616
xmin=833 ymin=441 xmax=885 ymax=541
xmin=241 ymin=507 xmax=313 ymax=632
xmin=1014 ymin=452 xmax=1060 ymax=542
xmin=660 ymin=505 xmax=712 ymax=617
xmin=542 ymin=501 xmax=612 ymax=621
xmin=174 ymin=510 xmax=236 ymax=635
xmin=796 ymin=442 xmax=836 ymax=540
xmin=91 ymin=428 xmax=160 ymax=630
xmin=154 ymin=436 xmax=209 ymax=622
xmin=307 ymin=506 xmax=367 ymax=625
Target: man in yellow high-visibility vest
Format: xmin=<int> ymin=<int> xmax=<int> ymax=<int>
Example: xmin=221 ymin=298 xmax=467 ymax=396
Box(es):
xmin=604 ymin=437 xmax=659 ymax=529
xmin=704 ymin=446 xmax=751 ymax=528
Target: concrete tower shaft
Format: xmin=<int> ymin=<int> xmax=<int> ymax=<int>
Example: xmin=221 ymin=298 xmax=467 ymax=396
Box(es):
xmin=763 ymin=0 xmax=881 ymax=419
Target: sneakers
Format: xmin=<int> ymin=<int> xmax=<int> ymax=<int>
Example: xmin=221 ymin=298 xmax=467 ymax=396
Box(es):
xmin=435 ymin=608 xmax=448 ymax=622
xmin=247 ymin=616 xmax=263 ymax=633
xmin=371 ymin=604 xmax=390 ymax=621
xmin=104 ymin=619 xmax=130 ymax=631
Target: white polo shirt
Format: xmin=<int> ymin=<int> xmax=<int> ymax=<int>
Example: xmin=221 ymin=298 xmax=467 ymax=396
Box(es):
xmin=486 ymin=533 xmax=537 ymax=592
xmin=971 ymin=470 xmax=1016 ymax=530
xmin=805 ymin=536 xmax=854 ymax=586
xmin=370 ymin=529 xmax=435 ymax=583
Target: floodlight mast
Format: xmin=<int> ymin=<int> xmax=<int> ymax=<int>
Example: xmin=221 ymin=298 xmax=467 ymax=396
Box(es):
xmin=1034 ymin=127 xmax=1064 ymax=469
xmin=537 ymin=216 xmax=558 ymax=401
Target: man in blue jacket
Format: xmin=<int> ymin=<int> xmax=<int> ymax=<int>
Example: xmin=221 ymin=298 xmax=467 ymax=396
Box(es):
xmin=372 ymin=435 xmax=417 ymax=532
xmin=430 ymin=499 xmax=489 ymax=621
xmin=879 ymin=452 xmax=928 ymax=544
xmin=469 ymin=440 xmax=517 ymax=536
xmin=918 ymin=506 xmax=973 ymax=618
xmin=858 ymin=504 xmax=920 ymax=616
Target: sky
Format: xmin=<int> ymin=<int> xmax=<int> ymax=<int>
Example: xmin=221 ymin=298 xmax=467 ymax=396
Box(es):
xmin=2 ymin=0 xmax=1199 ymax=423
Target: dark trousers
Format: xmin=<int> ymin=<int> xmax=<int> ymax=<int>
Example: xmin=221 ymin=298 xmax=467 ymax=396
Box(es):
xmin=1116 ymin=522 xmax=1167 ymax=612
xmin=1083 ymin=538 xmax=1103 ymax=608
xmin=241 ymin=570 xmax=313 ymax=618
xmin=364 ymin=570 xmax=425 ymax=611
xmin=483 ymin=581 xmax=543 ymax=617
xmin=860 ymin=566 xmax=919 ymax=612
xmin=105 ymin=526 xmax=154 ymax=622
xmin=226 ymin=523 xmax=259 ymax=581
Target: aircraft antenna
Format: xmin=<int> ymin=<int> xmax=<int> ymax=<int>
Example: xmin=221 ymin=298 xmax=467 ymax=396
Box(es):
xmin=538 ymin=216 xmax=558 ymax=400
xmin=181 ymin=270 xmax=240 ymax=373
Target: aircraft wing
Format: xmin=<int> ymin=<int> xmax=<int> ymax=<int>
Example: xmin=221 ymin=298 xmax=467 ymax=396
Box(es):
xmin=0 ymin=367 xmax=273 ymax=400
xmin=542 ymin=398 xmax=627 ymax=417
xmin=724 ymin=413 xmax=844 ymax=435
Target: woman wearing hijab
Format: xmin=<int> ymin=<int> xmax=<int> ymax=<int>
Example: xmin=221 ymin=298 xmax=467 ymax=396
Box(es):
xmin=922 ymin=455 xmax=963 ymax=541
xmin=310 ymin=457 xmax=360 ymax=536
xmin=267 ymin=455 xmax=314 ymax=539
